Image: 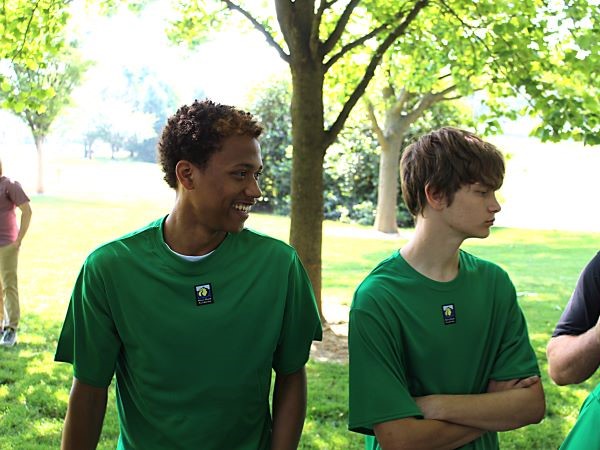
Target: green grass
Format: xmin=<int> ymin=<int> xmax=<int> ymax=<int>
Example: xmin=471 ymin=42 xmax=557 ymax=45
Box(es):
xmin=1 ymin=194 xmax=598 ymax=449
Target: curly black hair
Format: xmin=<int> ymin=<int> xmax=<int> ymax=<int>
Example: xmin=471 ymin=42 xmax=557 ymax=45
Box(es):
xmin=158 ymin=99 xmax=263 ymax=188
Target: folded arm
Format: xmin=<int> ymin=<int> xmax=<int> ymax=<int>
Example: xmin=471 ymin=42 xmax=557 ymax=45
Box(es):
xmin=374 ymin=416 xmax=484 ymax=450
xmin=61 ymin=378 xmax=108 ymax=450
xmin=547 ymin=320 xmax=600 ymax=385
xmin=415 ymin=376 xmax=545 ymax=432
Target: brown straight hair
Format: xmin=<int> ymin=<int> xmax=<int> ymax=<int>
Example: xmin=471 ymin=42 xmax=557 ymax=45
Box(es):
xmin=400 ymin=127 xmax=505 ymax=217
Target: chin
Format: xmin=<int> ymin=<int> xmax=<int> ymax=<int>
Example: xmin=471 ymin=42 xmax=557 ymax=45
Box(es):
xmin=225 ymin=222 xmax=246 ymax=233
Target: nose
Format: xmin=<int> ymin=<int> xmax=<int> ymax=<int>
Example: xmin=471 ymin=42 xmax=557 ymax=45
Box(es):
xmin=490 ymin=193 xmax=501 ymax=213
xmin=246 ymin=177 xmax=262 ymax=199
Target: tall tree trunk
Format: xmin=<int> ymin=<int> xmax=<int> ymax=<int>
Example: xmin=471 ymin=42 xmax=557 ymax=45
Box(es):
xmin=34 ymin=135 xmax=45 ymax=194
xmin=289 ymin=63 xmax=327 ymax=321
xmin=373 ymin=105 xmax=419 ymax=234
xmin=373 ymin=136 xmax=401 ymax=233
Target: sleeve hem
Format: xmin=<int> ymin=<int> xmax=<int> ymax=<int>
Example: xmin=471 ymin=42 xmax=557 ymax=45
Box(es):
xmin=488 ymin=369 xmax=541 ymax=380
xmin=349 ymin=411 xmax=424 ymax=435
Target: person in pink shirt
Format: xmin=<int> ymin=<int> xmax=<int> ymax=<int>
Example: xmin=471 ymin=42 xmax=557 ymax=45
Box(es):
xmin=0 ymin=159 xmax=32 ymax=347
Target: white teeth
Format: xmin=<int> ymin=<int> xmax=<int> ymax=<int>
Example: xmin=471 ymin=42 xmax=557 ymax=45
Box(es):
xmin=234 ymin=204 xmax=251 ymax=213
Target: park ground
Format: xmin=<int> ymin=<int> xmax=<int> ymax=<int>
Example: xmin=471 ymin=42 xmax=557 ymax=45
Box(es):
xmin=0 ymin=137 xmax=599 ymax=448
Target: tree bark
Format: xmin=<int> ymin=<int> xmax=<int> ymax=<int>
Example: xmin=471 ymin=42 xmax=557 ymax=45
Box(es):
xmin=289 ymin=60 xmax=327 ymax=320
xmin=373 ymin=135 xmax=402 ymax=233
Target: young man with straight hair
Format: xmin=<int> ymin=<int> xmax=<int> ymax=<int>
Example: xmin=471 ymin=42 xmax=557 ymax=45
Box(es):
xmin=55 ymin=99 xmax=322 ymax=450
xmin=348 ymin=127 xmax=545 ymax=449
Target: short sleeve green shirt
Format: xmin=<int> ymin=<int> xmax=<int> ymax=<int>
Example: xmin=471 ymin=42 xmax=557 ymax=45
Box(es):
xmin=560 ymin=382 xmax=600 ymax=450
xmin=55 ymin=217 xmax=322 ymax=450
xmin=348 ymin=250 xmax=540 ymax=450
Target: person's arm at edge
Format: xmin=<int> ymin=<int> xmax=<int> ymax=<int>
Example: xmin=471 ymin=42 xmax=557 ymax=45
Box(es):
xmin=15 ymin=201 xmax=32 ymax=249
xmin=61 ymin=377 xmax=108 ymax=450
xmin=373 ymin=417 xmax=484 ymax=450
xmin=547 ymin=318 xmax=600 ymax=385
xmin=271 ymin=366 xmax=307 ymax=450
xmin=414 ymin=376 xmax=545 ymax=432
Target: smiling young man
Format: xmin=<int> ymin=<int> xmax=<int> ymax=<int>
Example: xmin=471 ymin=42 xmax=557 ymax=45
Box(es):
xmin=55 ymin=99 xmax=322 ymax=450
xmin=348 ymin=127 xmax=545 ymax=449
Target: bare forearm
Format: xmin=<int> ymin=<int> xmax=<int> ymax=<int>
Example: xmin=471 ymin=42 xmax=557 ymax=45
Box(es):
xmin=417 ymin=383 xmax=545 ymax=431
xmin=61 ymin=380 xmax=107 ymax=450
xmin=547 ymin=333 xmax=600 ymax=385
xmin=17 ymin=203 xmax=32 ymax=243
xmin=374 ymin=417 xmax=483 ymax=450
xmin=271 ymin=367 xmax=307 ymax=450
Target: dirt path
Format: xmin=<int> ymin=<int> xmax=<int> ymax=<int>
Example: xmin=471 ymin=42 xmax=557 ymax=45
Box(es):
xmin=310 ymin=302 xmax=350 ymax=364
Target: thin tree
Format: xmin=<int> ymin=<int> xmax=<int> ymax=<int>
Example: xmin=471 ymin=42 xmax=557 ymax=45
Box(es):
xmin=0 ymin=47 xmax=88 ymax=193
xmin=171 ymin=0 xmax=598 ymax=319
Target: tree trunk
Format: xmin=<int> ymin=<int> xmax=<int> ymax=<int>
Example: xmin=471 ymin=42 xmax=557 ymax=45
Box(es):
xmin=374 ymin=136 xmax=401 ymax=233
xmin=373 ymin=109 xmax=412 ymax=233
xmin=34 ymin=135 xmax=45 ymax=194
xmin=289 ymin=63 xmax=327 ymax=321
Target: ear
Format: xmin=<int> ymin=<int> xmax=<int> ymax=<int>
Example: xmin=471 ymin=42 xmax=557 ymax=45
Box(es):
xmin=175 ymin=160 xmax=196 ymax=190
xmin=424 ymin=183 xmax=447 ymax=211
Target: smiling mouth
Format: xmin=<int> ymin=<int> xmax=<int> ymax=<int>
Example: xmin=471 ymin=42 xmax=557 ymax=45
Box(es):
xmin=233 ymin=203 xmax=252 ymax=213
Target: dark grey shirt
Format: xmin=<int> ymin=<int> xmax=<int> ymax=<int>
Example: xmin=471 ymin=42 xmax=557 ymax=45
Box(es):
xmin=553 ymin=252 xmax=600 ymax=337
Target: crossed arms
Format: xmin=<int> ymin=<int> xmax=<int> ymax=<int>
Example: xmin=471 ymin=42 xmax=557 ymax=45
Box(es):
xmin=373 ymin=376 xmax=545 ymax=450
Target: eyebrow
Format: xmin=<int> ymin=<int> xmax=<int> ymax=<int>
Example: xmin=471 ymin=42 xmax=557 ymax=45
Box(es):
xmin=233 ymin=163 xmax=263 ymax=170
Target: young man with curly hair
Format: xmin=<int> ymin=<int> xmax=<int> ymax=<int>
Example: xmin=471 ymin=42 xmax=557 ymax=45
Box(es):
xmin=55 ymin=99 xmax=322 ymax=450
xmin=348 ymin=127 xmax=545 ymax=449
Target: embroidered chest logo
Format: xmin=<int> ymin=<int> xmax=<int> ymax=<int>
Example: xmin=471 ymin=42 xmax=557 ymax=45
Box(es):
xmin=442 ymin=304 xmax=456 ymax=325
xmin=195 ymin=283 xmax=214 ymax=306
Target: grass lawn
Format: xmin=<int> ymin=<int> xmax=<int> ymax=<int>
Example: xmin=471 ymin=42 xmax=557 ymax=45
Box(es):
xmin=0 ymin=194 xmax=598 ymax=449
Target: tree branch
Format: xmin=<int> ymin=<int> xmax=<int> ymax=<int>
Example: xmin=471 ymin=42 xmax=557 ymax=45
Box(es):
xmin=324 ymin=22 xmax=389 ymax=72
xmin=223 ymin=0 xmax=290 ymax=63
xmin=390 ymin=87 xmax=413 ymax=116
xmin=364 ymin=97 xmax=386 ymax=146
xmin=11 ymin=0 xmax=41 ymax=63
xmin=405 ymin=84 xmax=457 ymax=123
xmin=311 ymin=0 xmax=332 ymax=52
xmin=320 ymin=0 xmax=361 ymax=56
xmin=323 ymin=0 xmax=430 ymax=150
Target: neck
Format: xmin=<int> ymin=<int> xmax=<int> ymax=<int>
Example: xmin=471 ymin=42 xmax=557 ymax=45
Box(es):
xmin=164 ymin=202 xmax=226 ymax=256
xmin=400 ymin=216 xmax=464 ymax=282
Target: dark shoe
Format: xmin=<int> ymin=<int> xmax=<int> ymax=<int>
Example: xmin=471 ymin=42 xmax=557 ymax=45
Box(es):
xmin=0 ymin=328 xmax=17 ymax=347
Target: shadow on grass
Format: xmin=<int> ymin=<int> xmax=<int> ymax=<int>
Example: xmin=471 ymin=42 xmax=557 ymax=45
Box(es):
xmin=0 ymin=312 xmax=119 ymax=449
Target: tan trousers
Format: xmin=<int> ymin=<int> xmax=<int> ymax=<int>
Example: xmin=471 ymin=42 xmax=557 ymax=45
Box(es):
xmin=0 ymin=243 xmax=19 ymax=330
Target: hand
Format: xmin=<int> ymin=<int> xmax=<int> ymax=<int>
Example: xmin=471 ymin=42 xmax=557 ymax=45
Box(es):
xmin=487 ymin=376 xmax=540 ymax=393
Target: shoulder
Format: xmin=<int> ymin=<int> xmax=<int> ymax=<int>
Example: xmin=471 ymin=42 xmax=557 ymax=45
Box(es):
xmin=1 ymin=176 xmax=24 ymax=193
xmin=85 ymin=219 xmax=162 ymax=266
xmin=582 ymin=252 xmax=600 ymax=277
xmin=460 ymin=249 xmax=511 ymax=282
xmin=234 ymin=228 xmax=297 ymax=258
xmin=352 ymin=253 xmax=400 ymax=310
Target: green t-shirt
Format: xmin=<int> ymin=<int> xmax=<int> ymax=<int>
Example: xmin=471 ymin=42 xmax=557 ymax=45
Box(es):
xmin=55 ymin=217 xmax=322 ymax=450
xmin=348 ymin=250 xmax=540 ymax=450
xmin=560 ymin=382 xmax=600 ymax=450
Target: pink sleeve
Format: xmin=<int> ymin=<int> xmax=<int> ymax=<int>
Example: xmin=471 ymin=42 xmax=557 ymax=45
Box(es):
xmin=7 ymin=180 xmax=30 ymax=206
